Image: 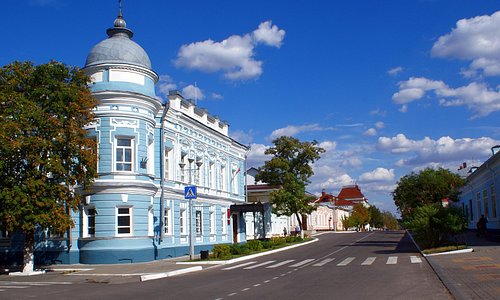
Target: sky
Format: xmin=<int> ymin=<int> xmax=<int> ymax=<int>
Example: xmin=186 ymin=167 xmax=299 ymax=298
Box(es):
xmin=2 ymin=0 xmax=500 ymax=215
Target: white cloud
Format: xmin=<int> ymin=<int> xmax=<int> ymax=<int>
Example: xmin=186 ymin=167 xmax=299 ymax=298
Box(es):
xmin=157 ymin=75 xmax=177 ymax=96
xmin=375 ymin=121 xmax=385 ymax=129
xmin=269 ymin=124 xmax=327 ymax=140
xmin=358 ymin=168 xmax=395 ymax=183
xmin=246 ymin=143 xmax=271 ymax=168
xmin=230 ymin=129 xmax=254 ymax=145
xmin=252 ymin=21 xmax=285 ymax=48
xmin=388 ymin=66 xmax=403 ymax=76
xmin=393 ymin=77 xmax=500 ymax=117
xmin=174 ymin=21 xmax=285 ymax=80
xmin=211 ymin=92 xmax=223 ymax=100
xmin=318 ymin=141 xmax=337 ymax=152
xmin=369 ymin=108 xmax=387 ymax=117
xmin=340 ymin=158 xmax=362 ymax=168
xmin=378 ymin=134 xmax=500 ymax=166
xmin=431 ymin=11 xmax=500 ymax=77
xmin=181 ymin=84 xmax=205 ymax=100
xmin=363 ymin=128 xmax=377 ymax=136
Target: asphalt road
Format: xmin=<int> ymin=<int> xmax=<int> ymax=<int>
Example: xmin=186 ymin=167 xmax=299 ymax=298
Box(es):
xmin=4 ymin=231 xmax=452 ymax=300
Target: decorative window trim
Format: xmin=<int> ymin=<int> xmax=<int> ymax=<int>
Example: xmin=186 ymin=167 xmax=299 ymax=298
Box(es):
xmin=115 ymin=136 xmax=135 ymax=172
xmin=116 ymin=206 xmax=133 ymax=236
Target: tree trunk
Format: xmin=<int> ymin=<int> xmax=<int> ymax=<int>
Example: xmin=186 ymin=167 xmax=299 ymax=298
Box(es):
xmin=294 ymin=212 xmax=304 ymax=239
xmin=22 ymin=231 xmax=35 ymax=274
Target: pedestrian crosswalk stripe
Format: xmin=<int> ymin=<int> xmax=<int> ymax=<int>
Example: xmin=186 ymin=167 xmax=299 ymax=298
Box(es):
xmin=410 ymin=256 xmax=422 ymax=264
xmin=0 ymin=286 xmax=29 ymax=289
xmin=387 ymin=256 xmax=398 ymax=264
xmin=266 ymin=260 xmax=295 ymax=268
xmin=223 ymin=261 xmax=256 ymax=270
xmin=337 ymin=257 xmax=356 ymax=266
xmin=313 ymin=258 xmax=335 ymax=266
xmin=361 ymin=257 xmax=377 ymax=265
xmin=290 ymin=259 xmax=315 ymax=267
xmin=244 ymin=261 xmax=275 ymax=269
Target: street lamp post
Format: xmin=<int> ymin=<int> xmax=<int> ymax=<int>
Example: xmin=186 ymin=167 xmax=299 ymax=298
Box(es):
xmin=179 ymin=158 xmax=203 ymax=260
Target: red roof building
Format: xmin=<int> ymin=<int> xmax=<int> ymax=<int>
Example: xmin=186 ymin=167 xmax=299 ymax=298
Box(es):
xmin=335 ymin=185 xmax=369 ymax=207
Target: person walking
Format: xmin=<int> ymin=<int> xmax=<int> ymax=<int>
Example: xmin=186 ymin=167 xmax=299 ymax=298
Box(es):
xmin=477 ymin=215 xmax=488 ymax=237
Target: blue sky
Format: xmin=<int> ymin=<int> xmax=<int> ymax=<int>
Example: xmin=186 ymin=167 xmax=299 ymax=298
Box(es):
xmin=2 ymin=0 xmax=500 ymax=215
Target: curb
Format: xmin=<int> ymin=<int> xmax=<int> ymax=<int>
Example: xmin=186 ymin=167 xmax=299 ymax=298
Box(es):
xmin=176 ymin=238 xmax=319 ymax=266
xmin=423 ymin=248 xmax=474 ymax=257
xmin=406 ymin=230 xmax=469 ymax=300
xmin=140 ymin=266 xmax=203 ymax=282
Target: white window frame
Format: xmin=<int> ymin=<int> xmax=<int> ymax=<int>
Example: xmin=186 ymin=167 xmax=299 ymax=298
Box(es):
xmin=83 ymin=206 xmax=96 ymax=238
xmin=196 ymin=210 xmax=202 ymax=236
xmin=115 ymin=137 xmax=134 ymax=172
xmin=221 ymin=209 xmax=227 ymax=234
xmin=210 ymin=211 xmax=215 ymax=235
xmin=220 ymin=165 xmax=226 ymax=191
xmin=180 ymin=208 xmax=187 ymax=235
xmin=148 ymin=206 xmax=154 ymax=236
xmin=164 ymin=206 xmax=172 ymax=235
xmin=164 ymin=147 xmax=173 ymax=180
xmin=147 ymin=138 xmax=154 ymax=175
xmin=116 ymin=206 xmax=133 ymax=236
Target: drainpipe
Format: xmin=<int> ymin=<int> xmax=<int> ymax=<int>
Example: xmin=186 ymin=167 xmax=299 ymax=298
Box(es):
xmin=159 ymin=101 xmax=170 ymax=243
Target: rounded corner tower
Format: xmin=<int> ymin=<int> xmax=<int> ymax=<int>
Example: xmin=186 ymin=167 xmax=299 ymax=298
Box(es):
xmin=78 ymin=9 xmax=163 ymax=264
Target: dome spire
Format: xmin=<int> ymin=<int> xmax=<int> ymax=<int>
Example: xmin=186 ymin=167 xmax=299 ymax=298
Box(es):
xmin=106 ymin=0 xmax=133 ymax=38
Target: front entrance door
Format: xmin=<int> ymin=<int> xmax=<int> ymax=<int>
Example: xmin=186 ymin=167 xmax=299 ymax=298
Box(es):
xmin=232 ymin=213 xmax=238 ymax=243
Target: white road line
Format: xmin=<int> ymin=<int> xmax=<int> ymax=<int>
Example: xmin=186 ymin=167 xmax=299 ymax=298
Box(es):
xmin=242 ymin=288 xmax=250 ymax=292
xmin=253 ymin=284 xmax=261 ymax=287
xmin=410 ymin=256 xmax=422 ymax=264
xmin=0 ymin=286 xmax=29 ymax=289
xmin=361 ymin=257 xmax=377 ymax=265
xmin=263 ymin=280 xmax=270 ymax=283
xmin=337 ymin=257 xmax=355 ymax=266
xmin=0 ymin=282 xmax=72 ymax=285
xmin=313 ymin=258 xmax=335 ymax=266
xmin=228 ymin=292 xmax=237 ymax=296
xmin=266 ymin=260 xmax=295 ymax=268
xmin=387 ymin=256 xmax=398 ymax=264
xmin=244 ymin=261 xmax=275 ymax=269
xmin=222 ymin=261 xmax=256 ymax=270
xmin=290 ymin=259 xmax=315 ymax=267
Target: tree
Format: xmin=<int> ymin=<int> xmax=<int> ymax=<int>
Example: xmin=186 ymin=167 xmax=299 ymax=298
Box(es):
xmin=344 ymin=203 xmax=371 ymax=231
xmin=255 ymin=136 xmax=325 ymax=234
xmin=368 ymin=205 xmax=384 ymax=229
xmin=403 ymin=204 xmax=467 ymax=249
xmin=392 ymin=168 xmax=464 ymax=219
xmin=381 ymin=211 xmax=399 ymax=230
xmin=0 ymin=61 xmax=97 ymax=273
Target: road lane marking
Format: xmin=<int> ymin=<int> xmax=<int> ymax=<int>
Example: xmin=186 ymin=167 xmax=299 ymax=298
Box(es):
xmin=0 ymin=286 xmax=29 ymax=289
xmin=222 ymin=261 xmax=256 ymax=270
xmin=410 ymin=256 xmax=422 ymax=264
xmin=242 ymin=288 xmax=250 ymax=291
xmin=387 ymin=256 xmax=398 ymax=264
xmin=266 ymin=260 xmax=295 ymax=268
xmin=337 ymin=257 xmax=356 ymax=266
xmin=273 ymin=277 xmax=279 ymax=280
xmin=228 ymin=292 xmax=237 ymax=296
xmin=313 ymin=258 xmax=335 ymax=266
xmin=361 ymin=257 xmax=377 ymax=265
xmin=290 ymin=259 xmax=315 ymax=267
xmin=263 ymin=280 xmax=270 ymax=283
xmin=253 ymin=283 xmax=261 ymax=287
xmin=244 ymin=261 xmax=275 ymax=269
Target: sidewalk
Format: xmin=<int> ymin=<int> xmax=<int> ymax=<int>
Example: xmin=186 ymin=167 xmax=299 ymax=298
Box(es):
xmin=0 ymin=238 xmax=318 ymax=284
xmin=424 ymin=230 xmax=500 ymax=300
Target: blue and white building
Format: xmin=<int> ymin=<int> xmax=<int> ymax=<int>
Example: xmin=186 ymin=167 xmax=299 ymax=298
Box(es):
xmin=1 ymin=11 xmax=248 ymax=265
xmin=456 ymin=146 xmax=500 ymax=231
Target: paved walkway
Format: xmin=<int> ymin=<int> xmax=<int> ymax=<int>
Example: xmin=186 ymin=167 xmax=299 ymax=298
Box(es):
xmin=426 ymin=230 xmax=500 ymax=300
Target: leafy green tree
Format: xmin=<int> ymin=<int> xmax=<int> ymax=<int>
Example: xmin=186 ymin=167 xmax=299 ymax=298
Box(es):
xmin=255 ymin=136 xmax=325 ymax=233
xmin=0 ymin=61 xmax=97 ymax=273
xmin=403 ymin=204 xmax=467 ymax=249
xmin=343 ymin=203 xmax=370 ymax=231
xmin=392 ymin=168 xmax=464 ymax=218
xmin=381 ymin=211 xmax=399 ymax=230
xmin=368 ymin=205 xmax=384 ymax=229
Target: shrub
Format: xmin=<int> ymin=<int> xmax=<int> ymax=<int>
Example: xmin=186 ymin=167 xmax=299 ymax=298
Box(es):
xmin=404 ymin=204 xmax=467 ymax=249
xmin=269 ymin=237 xmax=286 ymax=248
xmin=246 ymin=239 xmax=263 ymax=251
xmin=212 ymin=244 xmax=231 ymax=259
xmin=261 ymin=241 xmax=271 ymax=249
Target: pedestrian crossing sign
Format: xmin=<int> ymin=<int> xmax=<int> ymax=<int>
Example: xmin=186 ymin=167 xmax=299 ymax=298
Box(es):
xmin=184 ymin=186 xmax=197 ymax=199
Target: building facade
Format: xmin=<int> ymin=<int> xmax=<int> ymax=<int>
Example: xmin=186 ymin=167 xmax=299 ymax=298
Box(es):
xmin=1 ymin=11 xmax=248 ymax=265
xmin=456 ymin=146 xmax=500 ymax=231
